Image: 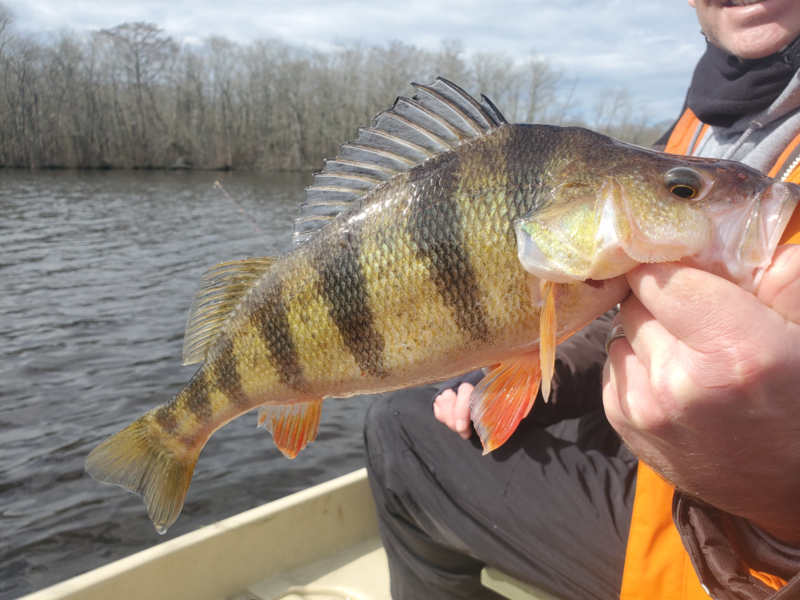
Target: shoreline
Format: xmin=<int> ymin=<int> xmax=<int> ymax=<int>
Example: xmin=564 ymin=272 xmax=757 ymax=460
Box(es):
xmin=0 ymin=164 xmax=319 ymax=173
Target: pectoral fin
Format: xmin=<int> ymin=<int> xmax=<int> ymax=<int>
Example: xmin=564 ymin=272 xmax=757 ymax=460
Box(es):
xmin=469 ymin=353 xmax=541 ymax=454
xmin=539 ymin=280 xmax=556 ymax=402
xmin=257 ymin=399 xmax=323 ymax=458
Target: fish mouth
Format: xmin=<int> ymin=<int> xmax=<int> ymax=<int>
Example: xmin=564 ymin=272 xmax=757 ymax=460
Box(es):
xmin=761 ymin=182 xmax=800 ymax=252
xmin=515 ymin=179 xmax=800 ymax=292
xmin=692 ymin=180 xmax=800 ymax=291
xmin=741 ymin=180 xmax=799 ymax=289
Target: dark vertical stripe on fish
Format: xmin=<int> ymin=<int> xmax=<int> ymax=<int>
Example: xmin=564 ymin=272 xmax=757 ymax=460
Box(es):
xmin=315 ymin=233 xmax=387 ymax=378
xmin=407 ymin=153 xmax=489 ymax=342
xmin=210 ymin=333 xmax=247 ymax=407
xmin=153 ymin=399 xmax=179 ymax=434
xmin=503 ymin=126 xmax=540 ymax=223
xmin=182 ymin=370 xmax=213 ymax=423
xmin=253 ymin=281 xmax=304 ymax=389
xmin=153 ymin=369 xmax=211 ymax=434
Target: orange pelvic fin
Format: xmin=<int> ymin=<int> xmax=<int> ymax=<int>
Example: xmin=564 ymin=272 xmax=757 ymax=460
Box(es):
xmin=257 ymin=398 xmax=323 ymax=459
xmin=469 ymin=352 xmax=541 ymax=454
xmin=539 ymin=279 xmax=557 ymax=402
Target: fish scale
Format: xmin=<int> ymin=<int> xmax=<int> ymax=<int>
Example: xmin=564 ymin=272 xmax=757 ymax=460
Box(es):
xmin=85 ymin=78 xmax=800 ymax=533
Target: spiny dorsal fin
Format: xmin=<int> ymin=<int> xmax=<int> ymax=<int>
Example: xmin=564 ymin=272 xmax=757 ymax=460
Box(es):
xmin=292 ymin=77 xmax=508 ymax=245
xmin=182 ymin=257 xmax=277 ymax=365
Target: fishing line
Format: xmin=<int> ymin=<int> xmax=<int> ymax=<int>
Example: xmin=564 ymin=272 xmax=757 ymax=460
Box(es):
xmin=213 ymin=180 xmax=273 ymax=251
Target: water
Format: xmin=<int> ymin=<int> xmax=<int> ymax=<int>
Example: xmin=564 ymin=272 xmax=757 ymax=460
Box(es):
xmin=0 ymin=170 xmax=379 ymax=599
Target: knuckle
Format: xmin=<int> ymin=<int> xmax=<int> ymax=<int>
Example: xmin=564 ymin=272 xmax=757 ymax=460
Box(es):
xmin=436 ymin=389 xmax=456 ymax=403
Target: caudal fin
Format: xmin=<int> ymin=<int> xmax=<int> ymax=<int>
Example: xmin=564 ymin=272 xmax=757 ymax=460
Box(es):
xmin=85 ymin=417 xmax=198 ymax=534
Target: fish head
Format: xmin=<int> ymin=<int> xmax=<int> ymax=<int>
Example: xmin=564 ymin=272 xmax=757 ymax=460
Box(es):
xmin=516 ymin=132 xmax=800 ymax=291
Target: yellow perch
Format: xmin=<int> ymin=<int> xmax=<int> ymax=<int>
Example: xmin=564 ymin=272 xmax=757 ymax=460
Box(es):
xmin=86 ymin=78 xmax=800 ymax=533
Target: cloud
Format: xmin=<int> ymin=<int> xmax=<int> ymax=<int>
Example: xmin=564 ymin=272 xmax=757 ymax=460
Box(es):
xmin=13 ymin=0 xmax=706 ymax=122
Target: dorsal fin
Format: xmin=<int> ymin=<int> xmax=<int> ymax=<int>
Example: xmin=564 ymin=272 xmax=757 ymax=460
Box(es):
xmin=292 ymin=77 xmax=508 ymax=245
xmin=182 ymin=257 xmax=277 ymax=365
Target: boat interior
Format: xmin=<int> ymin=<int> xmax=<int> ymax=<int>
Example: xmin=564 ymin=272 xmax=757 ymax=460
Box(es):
xmin=20 ymin=469 xmax=558 ymax=600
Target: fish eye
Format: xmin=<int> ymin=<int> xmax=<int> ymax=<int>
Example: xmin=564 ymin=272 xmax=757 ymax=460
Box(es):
xmin=664 ymin=167 xmax=703 ymax=200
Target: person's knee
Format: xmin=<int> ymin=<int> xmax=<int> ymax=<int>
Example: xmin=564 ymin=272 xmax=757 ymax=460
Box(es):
xmin=364 ymin=393 xmax=397 ymax=448
xmin=364 ymin=391 xmax=406 ymax=480
xmin=364 ymin=384 xmax=441 ymax=474
xmin=365 ymin=384 xmax=439 ymax=437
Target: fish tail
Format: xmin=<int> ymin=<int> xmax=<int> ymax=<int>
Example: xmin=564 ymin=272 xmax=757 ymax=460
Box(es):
xmin=85 ymin=415 xmax=198 ymax=534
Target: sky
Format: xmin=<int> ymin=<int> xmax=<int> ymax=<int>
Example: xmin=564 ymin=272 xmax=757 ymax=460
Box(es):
xmin=9 ymin=0 xmax=707 ymax=125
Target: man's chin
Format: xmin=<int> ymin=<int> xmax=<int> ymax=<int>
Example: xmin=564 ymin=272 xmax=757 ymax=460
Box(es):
xmin=698 ymin=0 xmax=800 ymax=59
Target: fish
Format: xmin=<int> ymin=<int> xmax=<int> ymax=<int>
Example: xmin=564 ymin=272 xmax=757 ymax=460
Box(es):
xmin=85 ymin=78 xmax=800 ymax=534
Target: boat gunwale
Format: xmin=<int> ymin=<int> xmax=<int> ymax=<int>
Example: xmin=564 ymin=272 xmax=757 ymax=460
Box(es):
xmin=20 ymin=469 xmax=377 ymax=600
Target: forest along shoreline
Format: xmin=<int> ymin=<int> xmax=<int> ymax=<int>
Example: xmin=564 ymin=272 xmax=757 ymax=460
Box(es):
xmin=0 ymin=9 xmax=668 ymax=173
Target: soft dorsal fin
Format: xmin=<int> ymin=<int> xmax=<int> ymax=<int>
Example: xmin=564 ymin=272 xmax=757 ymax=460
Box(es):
xmin=292 ymin=77 xmax=508 ymax=245
xmin=182 ymin=257 xmax=277 ymax=365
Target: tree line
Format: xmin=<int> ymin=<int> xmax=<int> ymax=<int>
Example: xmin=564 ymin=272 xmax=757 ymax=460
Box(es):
xmin=0 ymin=7 xmax=665 ymax=171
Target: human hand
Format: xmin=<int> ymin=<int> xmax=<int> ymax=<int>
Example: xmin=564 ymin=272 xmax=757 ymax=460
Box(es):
xmin=603 ymin=245 xmax=800 ymax=545
xmin=433 ymin=382 xmax=474 ymax=439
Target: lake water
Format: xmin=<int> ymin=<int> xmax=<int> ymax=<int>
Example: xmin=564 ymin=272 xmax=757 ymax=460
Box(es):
xmin=0 ymin=170 xmax=380 ymax=599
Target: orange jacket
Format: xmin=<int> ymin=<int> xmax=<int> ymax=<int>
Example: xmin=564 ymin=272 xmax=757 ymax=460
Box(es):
xmin=619 ymin=109 xmax=800 ymax=600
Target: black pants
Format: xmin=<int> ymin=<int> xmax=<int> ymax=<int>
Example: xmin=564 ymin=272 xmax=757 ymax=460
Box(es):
xmin=364 ymin=313 xmax=639 ymax=600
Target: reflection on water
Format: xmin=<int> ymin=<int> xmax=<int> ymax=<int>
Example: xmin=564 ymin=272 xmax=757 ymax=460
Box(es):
xmin=0 ymin=170 xmax=378 ymax=599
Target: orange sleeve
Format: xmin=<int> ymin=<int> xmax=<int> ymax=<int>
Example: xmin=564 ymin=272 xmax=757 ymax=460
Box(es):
xmin=620 ymin=463 xmax=710 ymax=600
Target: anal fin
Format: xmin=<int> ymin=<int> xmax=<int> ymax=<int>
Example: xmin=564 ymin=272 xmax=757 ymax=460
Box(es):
xmin=257 ymin=399 xmax=323 ymax=459
xmin=539 ymin=280 xmax=557 ymax=402
xmin=469 ymin=353 xmax=541 ymax=454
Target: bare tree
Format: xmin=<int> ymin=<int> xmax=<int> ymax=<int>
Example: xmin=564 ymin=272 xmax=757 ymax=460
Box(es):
xmin=0 ymin=2 xmax=15 ymax=57
xmin=99 ymin=22 xmax=176 ymax=165
xmin=435 ymin=39 xmax=468 ymax=85
xmin=521 ymin=54 xmax=566 ymax=124
xmin=471 ymin=51 xmax=520 ymax=119
xmin=0 ymin=17 xmax=664 ymax=171
xmin=592 ymin=87 xmax=661 ymax=146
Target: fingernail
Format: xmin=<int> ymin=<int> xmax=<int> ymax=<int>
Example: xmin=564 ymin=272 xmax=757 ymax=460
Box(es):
xmin=456 ymin=419 xmax=465 ymax=431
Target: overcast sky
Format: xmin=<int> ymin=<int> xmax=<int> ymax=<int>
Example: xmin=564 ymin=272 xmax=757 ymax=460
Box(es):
xmin=10 ymin=0 xmax=706 ymax=124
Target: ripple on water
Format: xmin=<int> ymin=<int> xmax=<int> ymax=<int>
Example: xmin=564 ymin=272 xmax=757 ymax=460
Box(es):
xmin=0 ymin=170 xmax=381 ymax=599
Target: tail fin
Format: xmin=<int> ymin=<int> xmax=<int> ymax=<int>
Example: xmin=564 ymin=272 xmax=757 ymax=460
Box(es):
xmin=85 ymin=417 xmax=198 ymax=534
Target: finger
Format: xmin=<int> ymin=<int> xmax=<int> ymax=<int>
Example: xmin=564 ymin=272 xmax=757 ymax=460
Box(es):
xmin=603 ymin=327 xmax=670 ymax=448
xmin=454 ymin=383 xmax=474 ymax=439
xmin=625 ymin=262 xmax=781 ymax=353
xmin=603 ymin=324 xmax=636 ymax=430
xmin=433 ymin=389 xmax=457 ymax=430
xmin=618 ymin=290 xmax=677 ymax=377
